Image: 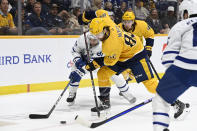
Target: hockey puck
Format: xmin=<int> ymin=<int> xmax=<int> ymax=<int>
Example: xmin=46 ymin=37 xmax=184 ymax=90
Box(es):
xmin=60 ymin=121 xmax=66 ymax=124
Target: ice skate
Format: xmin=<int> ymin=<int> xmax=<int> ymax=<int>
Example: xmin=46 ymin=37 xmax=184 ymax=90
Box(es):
xmin=66 ymin=92 xmax=76 ymax=106
xmin=172 ymin=100 xmax=190 ymax=120
xmin=66 ymin=85 xmax=78 ymax=106
xmin=121 ymin=91 xmax=136 ymax=104
xmin=91 ymin=96 xmax=111 ymax=116
xmin=118 ymin=77 xmax=132 ymax=97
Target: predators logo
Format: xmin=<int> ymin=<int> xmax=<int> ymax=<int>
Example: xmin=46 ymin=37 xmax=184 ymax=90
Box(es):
xmin=107 ymin=54 xmax=116 ymax=60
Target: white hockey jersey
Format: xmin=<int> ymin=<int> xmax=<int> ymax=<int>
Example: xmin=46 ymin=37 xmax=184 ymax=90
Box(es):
xmin=71 ymin=32 xmax=104 ymax=63
xmin=162 ymin=17 xmax=197 ymax=70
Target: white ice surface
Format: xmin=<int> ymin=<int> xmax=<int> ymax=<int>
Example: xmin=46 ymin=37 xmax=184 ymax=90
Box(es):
xmin=0 ymin=83 xmax=196 ymax=131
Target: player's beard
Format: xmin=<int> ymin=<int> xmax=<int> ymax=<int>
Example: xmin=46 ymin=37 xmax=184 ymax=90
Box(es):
xmin=99 ymin=33 xmax=109 ymax=41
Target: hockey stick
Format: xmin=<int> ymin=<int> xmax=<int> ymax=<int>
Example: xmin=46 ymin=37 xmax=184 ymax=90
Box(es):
xmin=75 ymin=98 xmax=152 ymax=128
xmin=29 ymin=81 xmax=71 ymax=119
xmin=147 ymin=56 xmax=161 ymax=80
xmin=84 ymin=32 xmax=100 ymax=117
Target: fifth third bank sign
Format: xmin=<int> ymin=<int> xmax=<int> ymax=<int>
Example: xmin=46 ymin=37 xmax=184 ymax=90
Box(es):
xmin=0 ymin=54 xmax=52 ymax=65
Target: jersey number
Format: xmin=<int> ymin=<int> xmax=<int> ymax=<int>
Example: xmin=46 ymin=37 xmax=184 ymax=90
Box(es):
xmin=192 ymin=23 xmax=197 ymax=47
xmin=124 ymin=34 xmax=136 ymax=47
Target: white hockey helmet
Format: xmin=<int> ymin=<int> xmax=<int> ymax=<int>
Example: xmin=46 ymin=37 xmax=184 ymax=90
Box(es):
xmin=179 ymin=0 xmax=197 ymax=20
xmin=87 ymin=32 xmax=98 ymax=40
xmin=87 ymin=32 xmax=99 ymax=46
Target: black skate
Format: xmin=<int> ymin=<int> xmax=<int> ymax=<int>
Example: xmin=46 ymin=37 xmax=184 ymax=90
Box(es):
xmin=66 ymin=92 xmax=76 ymax=106
xmin=91 ymin=96 xmax=111 ymax=116
xmin=172 ymin=100 xmax=190 ymax=119
xmin=163 ymin=129 xmax=169 ymax=131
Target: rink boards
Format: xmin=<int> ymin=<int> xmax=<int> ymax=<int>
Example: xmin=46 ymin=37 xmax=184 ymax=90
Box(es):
xmin=0 ymin=35 xmax=167 ymax=95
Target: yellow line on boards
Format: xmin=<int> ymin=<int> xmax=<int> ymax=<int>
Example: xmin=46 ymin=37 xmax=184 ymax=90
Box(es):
xmin=0 ymin=79 xmax=97 ymax=95
xmin=0 ymin=34 xmax=167 ymax=39
xmin=0 ymin=73 xmax=164 ymax=95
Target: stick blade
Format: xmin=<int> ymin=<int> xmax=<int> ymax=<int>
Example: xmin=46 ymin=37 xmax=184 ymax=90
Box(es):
xmin=75 ymin=115 xmax=92 ymax=127
xmin=90 ymin=121 xmax=106 ymax=128
xmin=29 ymin=114 xmax=49 ymax=119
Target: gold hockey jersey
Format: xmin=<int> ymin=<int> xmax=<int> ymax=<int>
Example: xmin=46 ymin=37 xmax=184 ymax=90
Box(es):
xmin=118 ymin=20 xmax=154 ymax=45
xmin=102 ymin=25 xmax=144 ymax=66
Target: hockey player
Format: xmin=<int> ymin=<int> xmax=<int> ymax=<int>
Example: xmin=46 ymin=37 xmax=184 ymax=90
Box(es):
xmin=79 ymin=9 xmax=137 ymax=95
xmin=119 ymin=11 xmax=154 ymax=58
xmin=66 ymin=32 xmax=102 ymax=105
xmin=100 ymin=11 xmax=154 ymax=97
xmin=118 ymin=11 xmax=155 ymax=92
xmin=77 ymin=9 xmax=137 ymax=104
xmin=152 ymin=0 xmax=196 ymax=130
xmin=67 ymin=31 xmax=136 ymax=106
xmin=88 ymin=17 xmax=158 ymax=113
xmin=119 ymin=11 xmax=190 ymax=119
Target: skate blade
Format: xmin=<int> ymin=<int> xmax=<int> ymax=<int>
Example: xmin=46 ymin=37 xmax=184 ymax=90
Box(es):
xmin=91 ymin=109 xmax=111 ymax=118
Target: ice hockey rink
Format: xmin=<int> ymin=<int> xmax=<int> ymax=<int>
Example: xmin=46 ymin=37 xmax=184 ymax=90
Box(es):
xmin=0 ymin=83 xmax=196 ymax=131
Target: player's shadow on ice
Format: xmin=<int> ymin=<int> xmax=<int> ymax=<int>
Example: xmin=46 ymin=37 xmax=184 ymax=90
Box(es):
xmin=56 ymin=99 xmax=94 ymax=112
xmin=57 ymin=95 xmax=133 ymax=113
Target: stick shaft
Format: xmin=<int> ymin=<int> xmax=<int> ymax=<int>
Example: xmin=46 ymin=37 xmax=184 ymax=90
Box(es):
xmin=90 ymin=98 xmax=152 ymax=128
xmin=83 ymin=32 xmax=100 ymax=117
xmin=147 ymin=57 xmax=161 ymax=80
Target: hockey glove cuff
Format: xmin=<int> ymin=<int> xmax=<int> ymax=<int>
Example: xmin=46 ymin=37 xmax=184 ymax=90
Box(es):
xmin=85 ymin=60 xmax=101 ymax=71
xmin=145 ymin=46 xmax=152 ymax=58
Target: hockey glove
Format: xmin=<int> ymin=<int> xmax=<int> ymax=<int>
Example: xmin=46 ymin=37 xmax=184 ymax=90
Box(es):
xmin=74 ymin=57 xmax=87 ymax=69
xmin=78 ymin=10 xmax=96 ymax=25
xmin=145 ymin=46 xmax=152 ymax=58
xmin=69 ymin=68 xmax=85 ymax=82
xmin=85 ymin=57 xmax=104 ymax=71
xmin=85 ymin=60 xmax=101 ymax=71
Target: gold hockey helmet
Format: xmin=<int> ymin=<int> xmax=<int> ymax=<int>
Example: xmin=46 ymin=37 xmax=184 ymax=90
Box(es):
xmin=96 ymin=9 xmax=110 ymax=18
xmin=89 ymin=17 xmax=112 ymax=35
xmin=122 ymin=11 xmax=135 ymax=21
